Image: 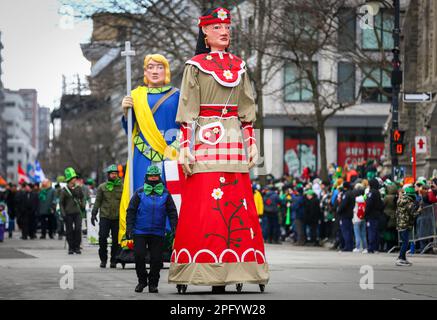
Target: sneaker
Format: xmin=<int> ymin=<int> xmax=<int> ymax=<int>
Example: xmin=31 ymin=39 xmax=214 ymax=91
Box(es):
xmin=74 ymin=249 xmax=82 ymax=254
xmin=68 ymin=250 xmax=74 ymax=255
xmin=100 ymin=262 xmax=106 ymax=268
xmin=353 ymin=248 xmax=361 ymax=253
xmin=396 ymin=259 xmax=412 ymax=266
xmin=362 ymin=249 xmax=368 ymax=254
xmin=110 ymin=263 xmax=116 ymax=269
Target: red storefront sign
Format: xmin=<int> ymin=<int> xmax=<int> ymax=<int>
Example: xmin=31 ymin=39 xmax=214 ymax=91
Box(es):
xmin=337 ymin=141 xmax=384 ymax=167
xmin=284 ymin=137 xmax=317 ymax=176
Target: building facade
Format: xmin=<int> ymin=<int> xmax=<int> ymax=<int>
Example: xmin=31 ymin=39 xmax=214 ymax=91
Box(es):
xmin=18 ymin=89 xmax=39 ymax=151
xmin=3 ymin=89 xmax=37 ymax=182
xmin=390 ymin=0 xmax=437 ymax=178
xmin=244 ymin=2 xmax=404 ymax=179
xmin=38 ymin=106 xmax=50 ymax=155
xmin=0 ymin=31 xmax=7 ymax=178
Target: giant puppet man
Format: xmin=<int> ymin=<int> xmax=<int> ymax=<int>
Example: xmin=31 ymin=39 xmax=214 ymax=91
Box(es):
xmin=119 ymin=54 xmax=183 ymax=249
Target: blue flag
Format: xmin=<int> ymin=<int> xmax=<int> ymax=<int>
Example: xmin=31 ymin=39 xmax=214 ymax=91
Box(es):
xmin=34 ymin=160 xmax=46 ymax=184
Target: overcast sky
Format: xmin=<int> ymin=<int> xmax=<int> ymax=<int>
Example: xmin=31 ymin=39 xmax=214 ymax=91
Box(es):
xmin=0 ymin=0 xmax=92 ymax=109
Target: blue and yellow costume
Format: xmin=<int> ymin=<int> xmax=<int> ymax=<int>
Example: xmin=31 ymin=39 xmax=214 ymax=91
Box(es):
xmin=119 ymin=54 xmax=180 ymax=246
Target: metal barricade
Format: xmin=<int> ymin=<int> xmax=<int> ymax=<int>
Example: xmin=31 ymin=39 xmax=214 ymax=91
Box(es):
xmin=414 ymin=203 xmax=437 ymax=254
xmin=388 ymin=203 xmax=437 ymax=254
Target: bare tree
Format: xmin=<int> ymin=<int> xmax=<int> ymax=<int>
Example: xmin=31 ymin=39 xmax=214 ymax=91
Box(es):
xmin=265 ymin=0 xmax=393 ymax=181
xmin=40 ymin=96 xmax=116 ymax=184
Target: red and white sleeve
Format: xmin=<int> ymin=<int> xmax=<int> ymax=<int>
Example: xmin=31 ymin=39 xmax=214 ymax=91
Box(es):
xmin=180 ymin=122 xmax=193 ymax=149
xmin=241 ymin=122 xmax=256 ymax=147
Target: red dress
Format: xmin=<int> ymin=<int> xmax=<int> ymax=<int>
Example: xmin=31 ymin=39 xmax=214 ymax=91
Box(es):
xmin=168 ymin=52 xmax=269 ymax=285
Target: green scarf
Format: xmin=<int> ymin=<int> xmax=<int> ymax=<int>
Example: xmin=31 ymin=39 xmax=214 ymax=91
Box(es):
xmin=145 ymin=86 xmax=171 ymax=94
xmin=285 ymin=206 xmax=291 ymax=226
xmin=144 ymin=182 xmax=164 ymax=196
xmin=106 ymin=179 xmax=121 ymax=192
xmin=39 ymin=188 xmax=49 ymax=202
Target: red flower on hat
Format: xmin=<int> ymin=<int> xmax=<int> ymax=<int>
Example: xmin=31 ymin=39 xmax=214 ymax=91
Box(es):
xmin=198 ymin=7 xmax=231 ymax=27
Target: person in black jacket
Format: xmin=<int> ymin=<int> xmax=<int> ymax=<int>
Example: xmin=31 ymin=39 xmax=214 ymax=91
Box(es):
xmin=263 ymin=187 xmax=281 ymax=244
xmin=303 ymin=189 xmax=322 ymax=246
xmin=336 ymin=182 xmax=355 ymax=251
xmin=126 ymin=166 xmax=178 ymax=294
xmin=365 ymin=178 xmax=384 ymax=253
xmin=16 ymin=183 xmax=39 ymax=240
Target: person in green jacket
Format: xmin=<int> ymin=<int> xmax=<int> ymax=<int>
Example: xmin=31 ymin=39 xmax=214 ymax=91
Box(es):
xmin=91 ymin=165 xmax=123 ymax=268
xmin=38 ymin=180 xmax=57 ymax=239
xmin=395 ymin=186 xmax=419 ymax=266
xmin=60 ymin=168 xmax=85 ymax=255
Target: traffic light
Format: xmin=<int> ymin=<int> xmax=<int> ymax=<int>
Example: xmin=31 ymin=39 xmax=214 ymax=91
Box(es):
xmin=391 ymin=129 xmax=405 ymax=156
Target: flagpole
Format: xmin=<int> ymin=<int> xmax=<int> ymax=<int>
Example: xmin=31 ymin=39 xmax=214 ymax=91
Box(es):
xmin=121 ymin=41 xmax=136 ymax=196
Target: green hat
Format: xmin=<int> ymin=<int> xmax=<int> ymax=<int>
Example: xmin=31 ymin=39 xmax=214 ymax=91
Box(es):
xmin=305 ymin=189 xmax=315 ymax=196
xmin=146 ymin=165 xmax=161 ymax=176
xmin=86 ymin=178 xmax=95 ymax=185
xmin=384 ymin=179 xmax=394 ymax=186
xmin=56 ymin=175 xmax=66 ymax=183
xmin=64 ymin=167 xmax=78 ymax=182
xmin=416 ymin=177 xmax=427 ymax=186
xmin=404 ymin=187 xmax=416 ymax=196
xmin=105 ymin=164 xmax=118 ymax=174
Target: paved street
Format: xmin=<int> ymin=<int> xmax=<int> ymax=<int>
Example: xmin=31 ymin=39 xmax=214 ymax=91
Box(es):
xmin=0 ymin=236 xmax=436 ymax=300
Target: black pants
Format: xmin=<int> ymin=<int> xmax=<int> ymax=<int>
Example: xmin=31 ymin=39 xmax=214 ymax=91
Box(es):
xmin=65 ymin=213 xmax=82 ymax=251
xmin=265 ymin=211 xmax=280 ymax=242
xmin=20 ymin=216 xmax=30 ymax=239
xmin=306 ymin=223 xmax=318 ymax=244
xmin=40 ymin=214 xmax=56 ymax=238
xmin=134 ymin=235 xmax=164 ymax=287
xmin=99 ymin=218 xmax=120 ymax=264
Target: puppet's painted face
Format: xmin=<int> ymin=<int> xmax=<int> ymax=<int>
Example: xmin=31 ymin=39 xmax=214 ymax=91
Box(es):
xmin=203 ymin=23 xmax=231 ymax=51
xmin=144 ymin=60 xmax=166 ymax=87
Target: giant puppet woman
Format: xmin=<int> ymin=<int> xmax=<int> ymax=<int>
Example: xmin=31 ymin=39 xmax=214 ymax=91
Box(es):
xmin=169 ymin=8 xmax=269 ymax=293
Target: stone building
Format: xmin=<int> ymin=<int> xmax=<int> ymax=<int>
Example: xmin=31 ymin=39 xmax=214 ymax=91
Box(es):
xmin=391 ymin=0 xmax=437 ymax=178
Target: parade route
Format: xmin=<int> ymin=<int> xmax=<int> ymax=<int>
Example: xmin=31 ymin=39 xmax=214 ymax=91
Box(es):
xmin=0 ymin=237 xmax=436 ymax=300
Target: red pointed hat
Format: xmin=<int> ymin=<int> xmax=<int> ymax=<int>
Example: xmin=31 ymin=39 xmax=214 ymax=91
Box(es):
xmin=198 ymin=7 xmax=231 ymax=27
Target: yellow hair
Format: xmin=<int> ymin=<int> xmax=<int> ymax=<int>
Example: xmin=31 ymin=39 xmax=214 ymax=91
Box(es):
xmin=143 ymin=54 xmax=171 ymax=85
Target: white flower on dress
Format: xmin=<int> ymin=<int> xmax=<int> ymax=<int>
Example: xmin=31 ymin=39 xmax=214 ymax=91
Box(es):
xmin=206 ymin=55 xmax=213 ymax=60
xmin=212 ymin=188 xmax=224 ymax=200
xmin=217 ymin=8 xmax=228 ymax=21
xmin=250 ymin=228 xmax=254 ymax=239
xmin=204 ymin=131 xmax=212 ymax=138
xmin=223 ymin=70 xmax=233 ymax=80
xmin=222 ymin=108 xmax=228 ymax=115
xmin=213 ymin=128 xmax=220 ymax=134
xmin=219 ymin=177 xmax=226 ymax=184
xmin=242 ymin=198 xmax=247 ymax=210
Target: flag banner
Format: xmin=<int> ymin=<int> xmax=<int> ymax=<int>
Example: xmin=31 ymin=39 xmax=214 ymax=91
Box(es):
xmin=34 ymin=160 xmax=46 ymax=183
xmin=26 ymin=163 xmax=35 ymax=183
xmin=17 ymin=164 xmax=29 ymax=184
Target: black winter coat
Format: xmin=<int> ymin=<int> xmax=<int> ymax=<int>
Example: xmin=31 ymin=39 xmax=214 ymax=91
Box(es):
xmin=365 ymin=188 xmax=384 ymax=220
xmin=337 ymin=190 xmax=355 ymax=219
xmin=303 ymin=197 xmax=322 ymax=225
